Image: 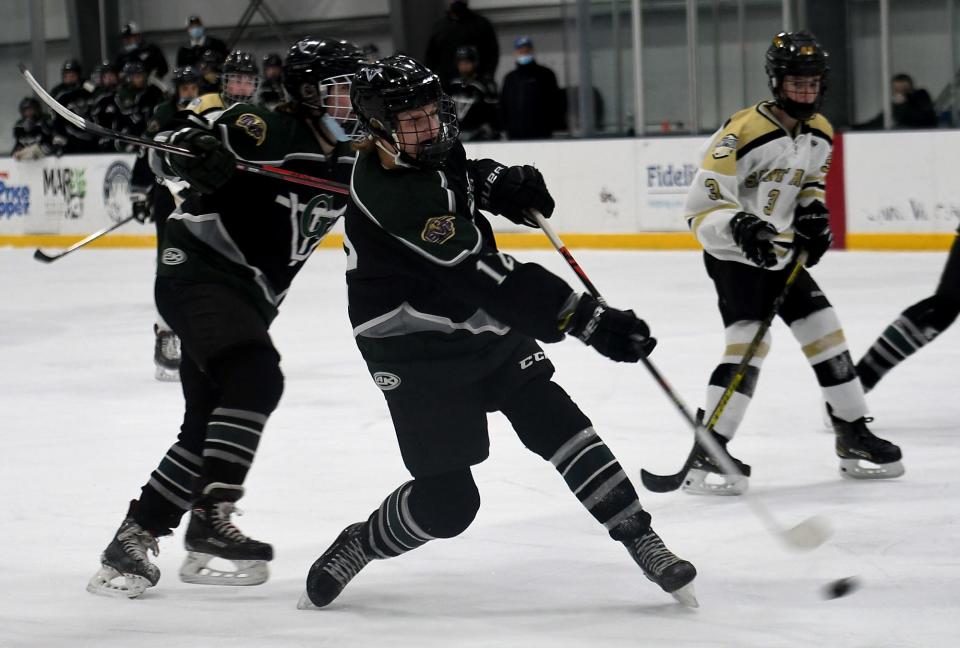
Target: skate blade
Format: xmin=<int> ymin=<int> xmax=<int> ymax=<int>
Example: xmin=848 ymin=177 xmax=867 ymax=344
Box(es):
xmin=154 ymin=366 xmax=181 ymax=382
xmin=670 ymin=582 xmax=699 ymax=608
xmin=681 ymin=469 xmax=748 ymax=496
xmin=839 ymin=458 xmax=905 ymax=480
xmin=179 ymin=552 xmax=269 ymax=586
xmin=86 ymin=566 xmax=151 ymax=599
xmin=297 ymin=590 xmax=321 ymax=610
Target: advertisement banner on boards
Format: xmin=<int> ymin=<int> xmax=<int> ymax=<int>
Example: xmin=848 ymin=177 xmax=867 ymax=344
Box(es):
xmin=844 ymin=131 xmax=960 ymax=234
xmin=0 ymin=153 xmax=138 ymax=236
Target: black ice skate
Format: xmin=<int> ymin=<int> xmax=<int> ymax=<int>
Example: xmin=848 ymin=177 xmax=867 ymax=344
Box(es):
xmin=830 ymin=411 xmax=904 ymax=479
xmin=179 ymin=483 xmax=273 ymax=586
xmin=298 ymin=522 xmax=373 ymax=609
xmin=154 ymin=324 xmax=181 ymax=382
xmin=87 ymin=512 xmax=160 ymax=599
xmin=682 ymin=410 xmax=752 ymax=496
xmin=623 ymin=528 xmax=698 ymax=607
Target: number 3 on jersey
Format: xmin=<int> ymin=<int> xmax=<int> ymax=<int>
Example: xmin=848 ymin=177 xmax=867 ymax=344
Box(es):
xmin=763 ymin=189 xmax=781 ymax=215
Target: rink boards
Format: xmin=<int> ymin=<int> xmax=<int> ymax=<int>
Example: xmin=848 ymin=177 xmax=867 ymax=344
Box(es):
xmin=0 ymin=129 xmax=956 ymax=251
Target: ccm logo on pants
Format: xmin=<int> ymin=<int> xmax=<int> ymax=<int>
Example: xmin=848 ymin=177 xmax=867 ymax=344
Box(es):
xmin=519 ymin=352 xmax=546 ymax=369
xmin=373 ymin=371 xmax=401 ymax=391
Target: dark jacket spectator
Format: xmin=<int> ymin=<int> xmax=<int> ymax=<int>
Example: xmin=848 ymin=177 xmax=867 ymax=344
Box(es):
xmin=114 ymin=23 xmax=169 ymax=82
xmin=425 ymin=0 xmax=499 ymax=88
xmin=176 ymin=15 xmax=228 ymax=68
xmin=50 ymin=60 xmax=99 ymax=153
xmin=448 ymin=46 xmax=499 ymax=141
xmin=12 ymin=97 xmax=55 ymax=159
xmin=854 ymin=73 xmax=938 ymax=130
xmin=499 ymin=37 xmax=563 ymax=140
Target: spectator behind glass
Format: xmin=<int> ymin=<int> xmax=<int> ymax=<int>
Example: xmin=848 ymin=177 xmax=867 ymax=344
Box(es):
xmin=499 ymin=37 xmax=564 ymax=141
xmin=50 ymin=59 xmax=98 ymax=153
xmin=259 ymin=53 xmax=285 ymax=109
xmin=114 ymin=22 xmax=169 ymax=82
xmin=854 ymin=73 xmax=938 ymax=130
xmin=12 ymin=97 xmax=55 ymax=160
xmin=425 ymin=0 xmax=499 ymax=88
xmin=177 ymin=15 xmax=228 ymax=68
xmin=448 ymin=45 xmax=500 ymax=141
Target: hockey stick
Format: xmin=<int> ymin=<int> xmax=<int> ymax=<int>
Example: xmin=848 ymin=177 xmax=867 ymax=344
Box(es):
xmin=33 ymin=213 xmax=139 ymax=263
xmin=639 ymin=249 xmax=808 ymax=492
xmin=19 ymin=64 xmax=350 ymax=196
xmin=532 ymin=210 xmax=830 ymax=550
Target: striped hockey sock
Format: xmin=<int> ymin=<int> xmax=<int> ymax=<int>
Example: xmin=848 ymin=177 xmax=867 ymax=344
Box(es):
xmin=202 ymin=407 xmax=268 ymax=484
xmin=365 ymin=482 xmax=436 ymax=559
xmin=790 ymin=307 xmax=867 ymax=421
xmin=703 ymin=320 xmax=770 ymax=439
xmin=137 ymin=442 xmax=202 ymax=533
xmin=550 ymin=427 xmax=650 ymax=539
xmin=856 ymin=296 xmax=955 ymax=392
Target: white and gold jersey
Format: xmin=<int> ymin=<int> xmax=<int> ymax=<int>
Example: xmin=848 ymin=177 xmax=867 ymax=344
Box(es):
xmin=684 ymin=101 xmax=832 ymax=270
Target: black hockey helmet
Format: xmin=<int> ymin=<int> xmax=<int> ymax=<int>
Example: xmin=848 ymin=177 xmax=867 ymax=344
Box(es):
xmin=94 ymin=60 xmax=118 ymax=75
xmin=173 ymin=65 xmax=201 ymax=87
xmin=765 ymin=31 xmax=829 ymax=121
xmin=19 ymin=96 xmax=40 ymax=116
xmin=121 ymin=61 xmax=146 ymax=77
xmin=62 ymin=58 xmax=83 ymax=75
xmin=263 ymin=53 xmax=283 ymax=69
xmin=282 ymin=37 xmax=366 ymax=110
xmin=455 ymin=45 xmax=479 ymax=63
xmin=351 ymin=54 xmax=460 ymax=170
xmin=119 ymin=22 xmax=140 ymax=38
xmin=221 ymin=49 xmax=260 ymax=106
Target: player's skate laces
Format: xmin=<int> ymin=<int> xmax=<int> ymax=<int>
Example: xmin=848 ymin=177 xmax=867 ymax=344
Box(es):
xmin=87 ymin=517 xmax=160 ymax=599
xmin=180 ymin=483 xmax=273 ymax=586
xmin=832 ymin=415 xmax=904 ymax=479
xmin=624 ymin=528 xmax=698 ymax=607
xmin=298 ymin=522 xmax=373 ymax=609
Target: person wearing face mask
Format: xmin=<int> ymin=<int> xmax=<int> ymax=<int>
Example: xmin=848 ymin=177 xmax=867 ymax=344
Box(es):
xmin=425 ymin=0 xmax=499 ymax=89
xmin=114 ymin=22 xmax=169 ymax=84
xmin=499 ymin=36 xmax=564 ymax=141
xmin=679 ymin=31 xmax=904 ymax=493
xmin=176 ymin=15 xmax=228 ymax=69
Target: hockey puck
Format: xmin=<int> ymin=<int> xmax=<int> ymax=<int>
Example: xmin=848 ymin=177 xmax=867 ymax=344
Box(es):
xmin=822 ymin=576 xmax=861 ymax=599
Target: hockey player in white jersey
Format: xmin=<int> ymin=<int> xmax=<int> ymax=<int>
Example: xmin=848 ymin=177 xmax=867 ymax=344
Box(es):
xmin=679 ymin=31 xmax=904 ymax=493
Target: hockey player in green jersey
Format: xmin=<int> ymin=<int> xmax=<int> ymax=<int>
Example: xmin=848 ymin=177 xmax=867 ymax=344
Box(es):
xmin=87 ymin=38 xmax=367 ymax=599
xmin=299 ymin=54 xmax=698 ymax=610
xmin=678 ymin=31 xmax=903 ymax=494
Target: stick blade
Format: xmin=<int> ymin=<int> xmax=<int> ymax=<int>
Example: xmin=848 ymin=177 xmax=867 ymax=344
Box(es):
xmin=639 ymin=468 xmax=686 ymax=493
xmin=781 ymin=515 xmax=832 ymax=551
xmin=33 ymin=249 xmax=56 ymax=263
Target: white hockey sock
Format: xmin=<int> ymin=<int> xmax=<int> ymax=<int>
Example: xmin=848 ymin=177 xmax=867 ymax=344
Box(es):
xmin=704 ymin=320 xmax=771 ymax=439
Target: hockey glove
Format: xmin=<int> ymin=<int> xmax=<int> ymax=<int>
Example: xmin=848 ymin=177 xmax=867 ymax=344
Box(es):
xmin=794 ymin=201 xmax=833 ymax=268
xmin=130 ymin=186 xmax=154 ymax=223
xmin=166 ymin=129 xmax=236 ymax=194
xmin=730 ymin=211 xmax=778 ymax=268
xmin=564 ymin=294 xmax=657 ymax=363
xmin=487 ymin=164 xmax=555 ymax=228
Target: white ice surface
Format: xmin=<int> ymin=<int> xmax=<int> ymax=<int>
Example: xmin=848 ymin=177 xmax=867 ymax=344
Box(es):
xmin=1 ymin=248 xmax=958 ymax=647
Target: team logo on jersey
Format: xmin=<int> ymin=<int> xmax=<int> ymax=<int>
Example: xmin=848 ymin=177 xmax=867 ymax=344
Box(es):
xmin=235 ymin=113 xmax=267 ymax=145
xmin=421 ymin=215 xmax=457 ymax=245
xmin=712 ymin=134 xmax=738 ymax=159
xmin=161 ymin=247 xmax=187 ymax=265
xmin=373 ymin=371 xmax=401 ymax=391
xmin=300 ymin=194 xmax=345 ymax=239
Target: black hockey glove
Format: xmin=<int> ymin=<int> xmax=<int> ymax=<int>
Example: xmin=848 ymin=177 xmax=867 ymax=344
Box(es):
xmin=730 ymin=211 xmax=778 ymax=268
xmin=794 ymin=201 xmax=833 ymax=268
xmin=486 ymin=164 xmax=555 ymax=228
xmin=166 ymin=129 xmax=236 ymax=194
xmin=564 ymin=294 xmax=657 ymax=363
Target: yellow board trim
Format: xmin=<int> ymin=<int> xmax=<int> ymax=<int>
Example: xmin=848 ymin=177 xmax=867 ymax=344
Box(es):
xmin=2 ymin=232 xmax=956 ymax=251
xmin=0 ymin=232 xmax=704 ymax=251
xmin=846 ymin=233 xmax=955 ymax=251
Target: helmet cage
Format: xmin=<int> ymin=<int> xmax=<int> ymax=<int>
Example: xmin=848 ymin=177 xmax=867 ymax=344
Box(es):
xmin=379 ymin=95 xmax=459 ymax=170
xmin=765 ymin=33 xmax=829 ymax=121
xmin=318 ymin=73 xmax=361 ymax=138
xmin=221 ymin=72 xmax=261 ymax=107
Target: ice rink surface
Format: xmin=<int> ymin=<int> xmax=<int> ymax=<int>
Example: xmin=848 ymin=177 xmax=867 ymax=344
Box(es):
xmin=1 ymin=247 xmax=957 ymax=648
